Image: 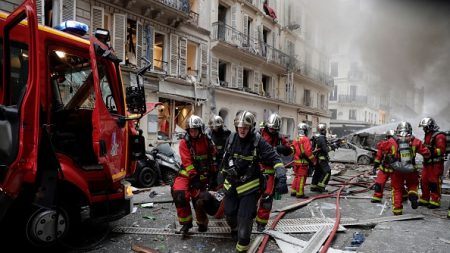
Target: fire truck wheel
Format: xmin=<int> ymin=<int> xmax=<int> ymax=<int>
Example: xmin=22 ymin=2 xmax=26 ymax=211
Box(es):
xmin=136 ymin=166 xmax=158 ymax=188
xmin=25 ymin=206 xmax=70 ymax=247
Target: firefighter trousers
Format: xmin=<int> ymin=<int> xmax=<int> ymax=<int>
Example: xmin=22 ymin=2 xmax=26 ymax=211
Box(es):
xmin=420 ymin=163 xmax=444 ymax=207
xmin=391 ymin=171 xmax=419 ymax=215
xmin=256 ymin=174 xmax=274 ymax=226
xmin=224 ymin=191 xmax=259 ymax=253
xmin=291 ymin=165 xmax=308 ymax=197
xmin=311 ymin=160 xmax=331 ymax=189
xmin=172 ymin=176 xmax=219 ymax=226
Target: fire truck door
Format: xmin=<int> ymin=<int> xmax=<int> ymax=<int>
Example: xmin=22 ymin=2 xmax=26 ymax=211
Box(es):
xmin=89 ymin=41 xmax=126 ymax=182
xmin=0 ymin=0 xmax=39 ymax=179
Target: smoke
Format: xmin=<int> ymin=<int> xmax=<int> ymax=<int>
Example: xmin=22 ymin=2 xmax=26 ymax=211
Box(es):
xmin=293 ymin=0 xmax=450 ymax=129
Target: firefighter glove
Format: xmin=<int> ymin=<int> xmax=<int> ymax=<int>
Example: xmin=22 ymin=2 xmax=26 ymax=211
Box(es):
xmin=371 ymin=162 xmax=379 ymax=175
xmin=275 ymin=176 xmax=288 ymax=195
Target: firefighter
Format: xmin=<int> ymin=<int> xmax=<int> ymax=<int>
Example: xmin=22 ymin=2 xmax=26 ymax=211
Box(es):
xmin=291 ymin=123 xmax=316 ymax=198
xmin=390 ymin=121 xmax=431 ymax=215
xmin=221 ymin=111 xmax=285 ymax=252
xmin=418 ymin=117 xmax=447 ymax=209
xmin=206 ymin=115 xmax=231 ymax=170
xmin=371 ymin=129 xmax=397 ymax=203
xmin=310 ymin=123 xmax=332 ymax=193
xmin=256 ymin=113 xmax=291 ymax=232
xmin=171 ymin=115 xmax=218 ymax=235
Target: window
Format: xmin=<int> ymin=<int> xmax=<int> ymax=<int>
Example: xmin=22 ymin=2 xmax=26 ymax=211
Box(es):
xmin=320 ymin=94 xmax=325 ymax=109
xmin=330 ymin=85 xmax=337 ymax=101
xmin=218 ymin=60 xmax=228 ymax=86
xmin=262 ymin=74 xmax=270 ymax=96
xmin=0 ymin=41 xmax=29 ymax=106
xmin=154 ymin=32 xmax=166 ymax=71
xmin=349 ymin=109 xmax=356 ymax=120
xmin=330 ymin=62 xmax=338 ymax=77
xmin=126 ymin=19 xmax=137 ymax=65
xmin=330 ymin=109 xmax=337 ymax=120
xmin=350 ymin=85 xmax=357 ymax=100
xmin=304 ymin=89 xmax=311 ymax=106
xmin=187 ymin=42 xmax=199 ymax=77
xmin=243 ymin=69 xmax=251 ymax=89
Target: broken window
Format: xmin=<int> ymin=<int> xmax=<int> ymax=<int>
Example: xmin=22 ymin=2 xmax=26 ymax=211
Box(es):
xmin=262 ymin=74 xmax=271 ymax=97
xmin=304 ymin=89 xmax=311 ymax=106
xmin=186 ymin=42 xmax=199 ymax=78
xmin=243 ymin=69 xmax=251 ymax=90
xmin=218 ymin=60 xmax=228 ymax=86
xmin=154 ymin=32 xmax=166 ymax=71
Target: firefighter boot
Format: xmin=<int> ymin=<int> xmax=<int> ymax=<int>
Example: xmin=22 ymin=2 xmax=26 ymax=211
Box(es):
xmin=197 ymin=223 xmax=208 ymax=232
xmin=409 ymin=194 xmax=418 ymax=210
xmin=256 ymin=223 xmax=266 ymax=232
xmin=179 ymin=223 xmax=193 ymax=236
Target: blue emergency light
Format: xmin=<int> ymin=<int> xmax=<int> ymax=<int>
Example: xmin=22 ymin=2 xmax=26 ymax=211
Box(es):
xmin=55 ymin=20 xmax=89 ymax=36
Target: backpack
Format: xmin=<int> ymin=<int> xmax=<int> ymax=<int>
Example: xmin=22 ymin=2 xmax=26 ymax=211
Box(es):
xmin=431 ymin=131 xmax=450 ymax=156
xmin=390 ymin=137 xmax=415 ymax=173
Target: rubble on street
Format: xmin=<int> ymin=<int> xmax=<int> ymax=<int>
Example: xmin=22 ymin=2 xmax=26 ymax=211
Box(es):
xmin=80 ymin=163 xmax=450 ymax=253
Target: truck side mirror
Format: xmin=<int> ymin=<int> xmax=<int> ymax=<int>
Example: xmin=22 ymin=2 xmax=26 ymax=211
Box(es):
xmin=126 ymin=86 xmax=146 ymax=115
xmin=130 ymin=134 xmax=146 ymax=160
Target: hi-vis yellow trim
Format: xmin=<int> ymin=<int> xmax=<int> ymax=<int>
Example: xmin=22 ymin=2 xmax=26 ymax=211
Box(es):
xmin=294 ymin=159 xmax=308 ymax=164
xmin=236 ymin=243 xmax=250 ymax=252
xmin=262 ymin=169 xmax=275 ymax=174
xmin=185 ymin=164 xmax=195 ymax=171
xmin=274 ymin=163 xmax=283 ymax=168
xmin=256 ymin=216 xmax=268 ymax=224
xmin=236 ymin=179 xmax=259 ymax=194
xmin=194 ymin=154 xmax=208 ymax=160
xmin=374 ymin=159 xmax=380 ymax=163
xmin=179 ymin=215 xmax=193 ymax=223
xmin=179 ymin=170 xmax=189 ymax=177
xmin=112 ymin=170 xmax=126 ymax=181
xmin=436 ymin=148 xmax=441 ymax=156
xmin=233 ymin=154 xmax=254 ymax=161
xmin=224 ymin=179 xmax=232 ymax=190
xmin=391 ymin=145 xmax=396 ymax=155
xmin=308 ymin=154 xmax=314 ymax=160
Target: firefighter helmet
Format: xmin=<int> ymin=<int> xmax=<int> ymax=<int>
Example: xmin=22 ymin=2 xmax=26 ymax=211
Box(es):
xmin=266 ymin=113 xmax=281 ymax=130
xmin=208 ymin=115 xmax=224 ymax=129
xmin=396 ymin=121 xmax=412 ymax=137
xmin=186 ymin=115 xmax=204 ymax=131
xmin=418 ymin=117 xmax=439 ymax=133
xmin=297 ymin=123 xmax=310 ymax=136
xmin=385 ymin=129 xmax=396 ymax=138
xmin=234 ymin=111 xmax=256 ymax=130
xmin=317 ymin=123 xmax=327 ymax=135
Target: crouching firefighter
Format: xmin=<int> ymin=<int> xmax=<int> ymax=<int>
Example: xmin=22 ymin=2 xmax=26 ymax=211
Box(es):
xmin=220 ymin=111 xmax=285 ymax=253
xmin=171 ymin=115 xmax=219 ymax=236
xmin=256 ymin=113 xmax=291 ymax=232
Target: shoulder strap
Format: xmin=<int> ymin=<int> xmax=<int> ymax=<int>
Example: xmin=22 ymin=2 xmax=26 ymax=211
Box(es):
xmin=226 ymin=132 xmax=236 ymax=153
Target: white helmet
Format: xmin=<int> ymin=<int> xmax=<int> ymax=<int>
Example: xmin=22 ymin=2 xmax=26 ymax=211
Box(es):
xmin=266 ymin=113 xmax=281 ymax=130
xmin=396 ymin=121 xmax=412 ymax=137
xmin=418 ymin=117 xmax=439 ymax=133
xmin=317 ymin=123 xmax=327 ymax=135
xmin=208 ymin=115 xmax=224 ymax=129
xmin=297 ymin=123 xmax=310 ymax=136
xmin=234 ymin=111 xmax=256 ymax=130
xmin=186 ymin=115 xmax=204 ymax=131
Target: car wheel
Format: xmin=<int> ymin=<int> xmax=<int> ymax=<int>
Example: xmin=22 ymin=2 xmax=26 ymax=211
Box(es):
xmin=357 ymin=155 xmax=371 ymax=165
xmin=136 ymin=166 xmax=158 ymax=188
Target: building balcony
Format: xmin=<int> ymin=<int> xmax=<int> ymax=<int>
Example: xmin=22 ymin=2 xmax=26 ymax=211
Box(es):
xmin=292 ymin=60 xmax=333 ymax=87
xmin=139 ymin=0 xmax=191 ymax=27
xmin=338 ymin=95 xmax=368 ymax=104
xmin=188 ymin=10 xmax=199 ymax=26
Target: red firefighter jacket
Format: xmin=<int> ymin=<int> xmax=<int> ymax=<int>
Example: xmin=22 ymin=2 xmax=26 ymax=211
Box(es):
xmin=260 ymin=127 xmax=290 ymax=173
xmin=374 ymin=138 xmax=398 ymax=172
xmin=292 ymin=135 xmax=315 ymax=167
xmin=178 ymin=134 xmax=217 ymax=182
xmin=424 ymin=132 xmax=447 ymax=164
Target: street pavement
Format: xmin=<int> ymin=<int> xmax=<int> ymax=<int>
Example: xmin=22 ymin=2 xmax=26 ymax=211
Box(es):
xmin=78 ymin=163 xmax=450 ymax=253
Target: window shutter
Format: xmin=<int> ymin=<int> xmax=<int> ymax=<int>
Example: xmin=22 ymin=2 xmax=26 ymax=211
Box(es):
xmin=237 ymin=66 xmax=243 ymax=89
xmin=253 ymin=24 xmax=259 ymax=55
xmin=231 ymin=5 xmax=238 ymax=45
xmin=243 ymin=14 xmax=249 ymax=46
xmin=258 ymin=25 xmax=265 ymax=56
xmin=60 ymin=0 xmax=76 ymax=21
xmin=91 ymin=6 xmax=104 ymax=36
xmin=253 ymin=71 xmax=260 ymax=94
xmin=210 ymin=56 xmax=219 ymax=86
xmin=136 ymin=21 xmax=144 ymax=68
xmin=271 ymin=76 xmax=276 ymax=99
xmin=113 ymin=13 xmax=126 ymax=64
xmin=200 ymin=43 xmax=208 ymax=81
xmin=230 ymin=63 xmax=236 ymax=88
xmin=145 ymin=25 xmax=154 ymax=69
xmin=169 ymin=33 xmax=179 ymax=76
xmin=36 ymin=0 xmax=44 ymax=25
xmin=179 ymin=38 xmax=187 ymax=77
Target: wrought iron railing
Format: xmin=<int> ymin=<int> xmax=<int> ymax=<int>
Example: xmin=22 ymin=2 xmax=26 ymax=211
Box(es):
xmin=155 ymin=0 xmax=190 ymax=14
xmin=189 ymin=10 xmax=199 ymax=25
xmin=338 ymin=95 xmax=368 ymax=104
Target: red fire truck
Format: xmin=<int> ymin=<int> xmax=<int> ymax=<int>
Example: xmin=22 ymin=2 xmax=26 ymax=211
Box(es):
xmin=0 ymin=0 xmax=147 ymax=247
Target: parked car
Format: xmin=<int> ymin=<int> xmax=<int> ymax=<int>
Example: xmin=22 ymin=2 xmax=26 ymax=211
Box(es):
xmin=329 ymin=141 xmax=374 ymax=165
